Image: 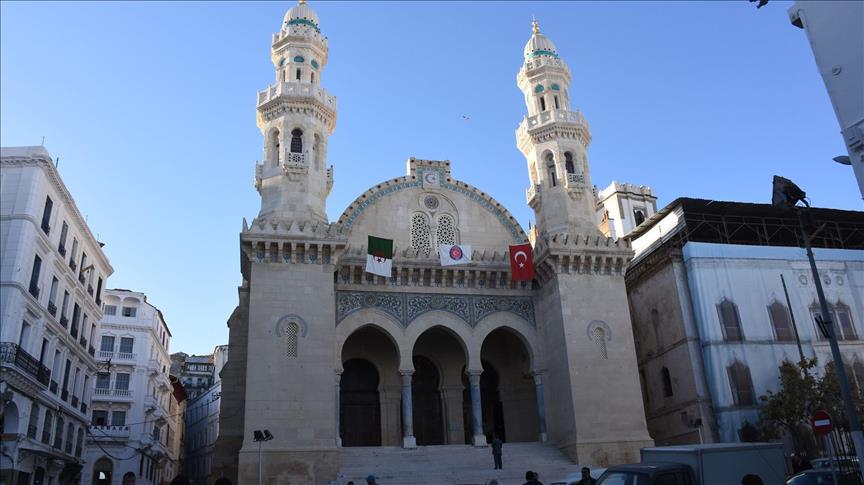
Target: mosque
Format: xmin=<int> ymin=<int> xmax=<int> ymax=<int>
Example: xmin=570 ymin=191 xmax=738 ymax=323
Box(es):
xmin=214 ymin=1 xmax=656 ymax=483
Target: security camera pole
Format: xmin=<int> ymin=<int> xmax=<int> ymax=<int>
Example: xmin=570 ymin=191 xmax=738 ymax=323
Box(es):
xmin=773 ymin=176 xmax=864 ymax=477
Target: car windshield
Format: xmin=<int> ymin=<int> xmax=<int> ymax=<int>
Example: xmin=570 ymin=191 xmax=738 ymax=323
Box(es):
xmin=787 ymin=471 xmax=846 ymax=485
xmin=596 ymin=471 xmax=649 ymax=485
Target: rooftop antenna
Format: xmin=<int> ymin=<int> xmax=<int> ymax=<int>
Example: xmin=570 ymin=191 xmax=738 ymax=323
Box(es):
xmin=55 ymin=157 xmax=60 ymax=168
xmin=41 ymin=136 xmax=45 ymax=146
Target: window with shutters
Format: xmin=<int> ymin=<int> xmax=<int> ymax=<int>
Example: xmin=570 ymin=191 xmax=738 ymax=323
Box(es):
xmin=727 ymin=361 xmax=755 ymax=407
xmin=836 ymin=303 xmax=858 ymax=340
xmin=717 ymin=299 xmax=743 ymax=341
xmin=410 ymin=213 xmax=431 ymax=257
xmin=100 ymin=336 xmax=115 ymax=352
xmin=290 ymin=129 xmax=303 ymax=153
xmin=768 ymin=301 xmax=794 ymax=342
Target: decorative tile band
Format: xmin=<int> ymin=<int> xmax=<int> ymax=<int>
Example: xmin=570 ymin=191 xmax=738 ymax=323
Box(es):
xmin=335 ymin=290 xmax=536 ymax=328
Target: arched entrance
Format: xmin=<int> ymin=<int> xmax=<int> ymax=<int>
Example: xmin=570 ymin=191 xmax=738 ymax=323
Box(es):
xmin=411 ymin=355 xmax=443 ymax=445
xmin=340 ymin=358 xmax=381 ymax=446
xmin=340 ymin=325 xmax=401 ymax=446
xmin=93 ymin=458 xmax=113 ymax=485
xmin=1 ymin=401 xmax=19 ymax=434
xmin=412 ymin=326 xmax=468 ymax=445
xmin=462 ymin=361 xmax=504 ymax=443
xmin=479 ymin=328 xmax=539 ymax=442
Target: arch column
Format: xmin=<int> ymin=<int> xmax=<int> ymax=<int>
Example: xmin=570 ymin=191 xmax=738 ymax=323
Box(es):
xmin=334 ymin=370 xmax=342 ymax=447
xmin=531 ymin=372 xmax=548 ymax=442
xmin=467 ymin=370 xmax=486 ymax=446
xmin=399 ymin=370 xmax=416 ymax=448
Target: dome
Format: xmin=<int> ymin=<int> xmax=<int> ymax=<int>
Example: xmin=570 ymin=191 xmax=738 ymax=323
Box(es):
xmin=523 ymin=19 xmax=558 ymax=60
xmin=283 ymin=1 xmax=321 ymax=33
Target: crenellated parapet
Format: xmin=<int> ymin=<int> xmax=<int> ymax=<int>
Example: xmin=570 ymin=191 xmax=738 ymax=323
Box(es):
xmin=516 ymin=109 xmax=591 ymax=156
xmin=532 ymin=231 xmax=633 ymax=283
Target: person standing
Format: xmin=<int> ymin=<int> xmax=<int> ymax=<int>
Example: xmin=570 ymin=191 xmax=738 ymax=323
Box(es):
xmin=491 ymin=435 xmax=503 ymax=470
xmin=576 ymin=467 xmax=596 ymax=485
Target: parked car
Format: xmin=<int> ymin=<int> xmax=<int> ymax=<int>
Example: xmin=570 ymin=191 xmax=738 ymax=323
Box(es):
xmin=810 ymin=456 xmax=859 ymax=471
xmin=786 ymin=469 xmax=862 ymax=485
xmin=595 ymin=463 xmax=694 ymax=485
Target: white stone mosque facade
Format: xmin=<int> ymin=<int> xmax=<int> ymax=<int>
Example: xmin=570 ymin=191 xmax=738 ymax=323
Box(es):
xmin=215 ymin=2 xmax=654 ymax=483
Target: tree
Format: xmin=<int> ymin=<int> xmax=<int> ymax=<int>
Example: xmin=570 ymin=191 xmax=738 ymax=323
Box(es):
xmin=758 ymin=358 xmax=821 ymax=447
xmin=759 ymin=358 xmax=864 ymax=453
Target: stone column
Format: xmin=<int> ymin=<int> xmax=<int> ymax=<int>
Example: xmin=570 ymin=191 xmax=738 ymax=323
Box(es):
xmin=400 ymin=371 xmax=416 ymax=448
xmin=468 ymin=370 xmax=486 ymax=446
xmin=532 ymin=372 xmax=548 ymax=442
xmin=335 ymin=371 xmax=342 ymax=447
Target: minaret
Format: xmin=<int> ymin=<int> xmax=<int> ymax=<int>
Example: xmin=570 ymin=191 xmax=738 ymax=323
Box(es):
xmin=254 ymin=0 xmax=337 ymax=224
xmin=516 ymin=19 xmax=597 ymax=237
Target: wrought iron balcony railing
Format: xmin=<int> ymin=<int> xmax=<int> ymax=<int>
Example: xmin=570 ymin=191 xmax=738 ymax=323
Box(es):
xmin=0 ymin=342 xmax=50 ymax=386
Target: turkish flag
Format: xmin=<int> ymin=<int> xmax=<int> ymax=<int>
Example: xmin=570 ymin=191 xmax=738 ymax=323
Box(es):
xmin=509 ymin=243 xmax=535 ymax=281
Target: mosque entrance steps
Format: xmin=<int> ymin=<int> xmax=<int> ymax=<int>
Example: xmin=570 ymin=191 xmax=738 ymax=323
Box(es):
xmin=332 ymin=441 xmax=580 ymax=485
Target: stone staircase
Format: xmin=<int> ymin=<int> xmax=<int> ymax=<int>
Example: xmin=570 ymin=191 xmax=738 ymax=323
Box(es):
xmin=332 ymin=442 xmax=585 ymax=485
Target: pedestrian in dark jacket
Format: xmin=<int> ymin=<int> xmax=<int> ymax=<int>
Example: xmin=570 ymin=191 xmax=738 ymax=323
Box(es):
xmin=576 ymin=467 xmax=596 ymax=485
xmin=491 ymin=435 xmax=503 ymax=469
xmin=522 ymin=470 xmax=543 ymax=485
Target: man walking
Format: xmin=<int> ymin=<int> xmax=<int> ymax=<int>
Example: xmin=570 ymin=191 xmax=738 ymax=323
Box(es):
xmin=491 ymin=435 xmax=503 ymax=469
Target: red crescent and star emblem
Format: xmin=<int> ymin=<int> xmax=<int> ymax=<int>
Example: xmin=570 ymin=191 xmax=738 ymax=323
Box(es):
xmin=449 ymin=245 xmax=463 ymax=261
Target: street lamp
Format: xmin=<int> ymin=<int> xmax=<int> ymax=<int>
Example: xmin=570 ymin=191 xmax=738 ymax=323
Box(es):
xmin=252 ymin=429 xmax=273 ymax=485
xmin=772 ymin=175 xmax=864 ymax=477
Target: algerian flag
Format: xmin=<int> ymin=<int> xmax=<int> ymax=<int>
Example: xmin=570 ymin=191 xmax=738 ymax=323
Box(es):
xmin=439 ymin=244 xmax=472 ymax=266
xmin=366 ymin=236 xmax=393 ymax=277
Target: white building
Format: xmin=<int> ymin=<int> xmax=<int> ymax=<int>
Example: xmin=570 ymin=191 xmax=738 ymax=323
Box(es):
xmin=184 ymin=345 xmax=227 ymax=484
xmin=626 ymin=198 xmax=864 ymax=445
xmin=789 ymin=1 xmax=864 ymax=200
xmin=595 ymin=182 xmax=658 ymax=239
xmin=184 ymin=381 xmax=221 ymax=485
xmin=82 ymin=289 xmax=180 ymax=485
xmin=1 ymin=146 xmax=113 ymax=485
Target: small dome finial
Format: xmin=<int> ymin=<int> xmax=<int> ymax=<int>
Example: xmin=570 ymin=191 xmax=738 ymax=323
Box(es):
xmin=532 ymin=16 xmax=540 ymax=34
xmin=298 ymin=0 xmax=307 ymax=4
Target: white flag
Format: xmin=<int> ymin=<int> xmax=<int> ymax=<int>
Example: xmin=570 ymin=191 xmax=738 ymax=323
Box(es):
xmin=439 ymin=244 xmax=472 ymax=266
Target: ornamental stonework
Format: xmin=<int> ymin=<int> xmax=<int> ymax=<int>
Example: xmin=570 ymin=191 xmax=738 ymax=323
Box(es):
xmin=336 ymin=290 xmax=535 ymax=328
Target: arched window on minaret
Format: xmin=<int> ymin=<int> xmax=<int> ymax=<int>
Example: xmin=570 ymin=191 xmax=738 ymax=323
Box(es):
xmin=564 ymin=152 xmax=575 ymax=174
xmin=554 ymin=95 xmax=560 ymax=109
xmin=268 ymin=129 xmax=281 ymax=166
xmin=295 ymin=68 xmax=301 ymax=81
xmin=311 ymin=72 xmax=315 ymax=84
xmin=545 ymin=152 xmax=557 ymax=187
xmin=290 ymin=129 xmax=303 ymax=154
xmin=539 ymin=96 xmax=547 ymax=112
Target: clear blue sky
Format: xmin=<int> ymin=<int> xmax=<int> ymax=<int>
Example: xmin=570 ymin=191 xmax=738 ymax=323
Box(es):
xmin=1 ymin=1 xmax=858 ymax=355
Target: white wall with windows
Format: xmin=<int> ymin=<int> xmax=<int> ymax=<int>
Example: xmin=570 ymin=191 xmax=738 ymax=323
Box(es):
xmin=1 ymin=146 xmax=113 ymax=485
xmin=682 ymin=241 xmax=864 ymax=442
xmin=82 ymin=288 xmax=177 ymax=485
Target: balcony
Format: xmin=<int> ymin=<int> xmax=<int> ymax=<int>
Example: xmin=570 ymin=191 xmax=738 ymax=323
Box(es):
xmin=565 ymin=172 xmax=585 ymax=188
xmin=28 ymin=283 xmax=40 ymax=299
xmin=94 ymin=388 xmax=133 ymax=400
xmin=90 ymin=425 xmax=130 ymax=440
xmin=59 ymin=244 xmax=66 ymax=257
xmin=100 ymin=351 xmax=136 ymax=361
xmin=256 ymin=81 xmax=337 ymax=111
xmin=47 ymin=302 xmax=57 ymax=316
xmin=0 ymin=342 xmax=51 ymax=386
xmin=526 ymin=184 xmax=541 ymax=207
xmin=59 ymin=315 xmax=68 ymax=328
